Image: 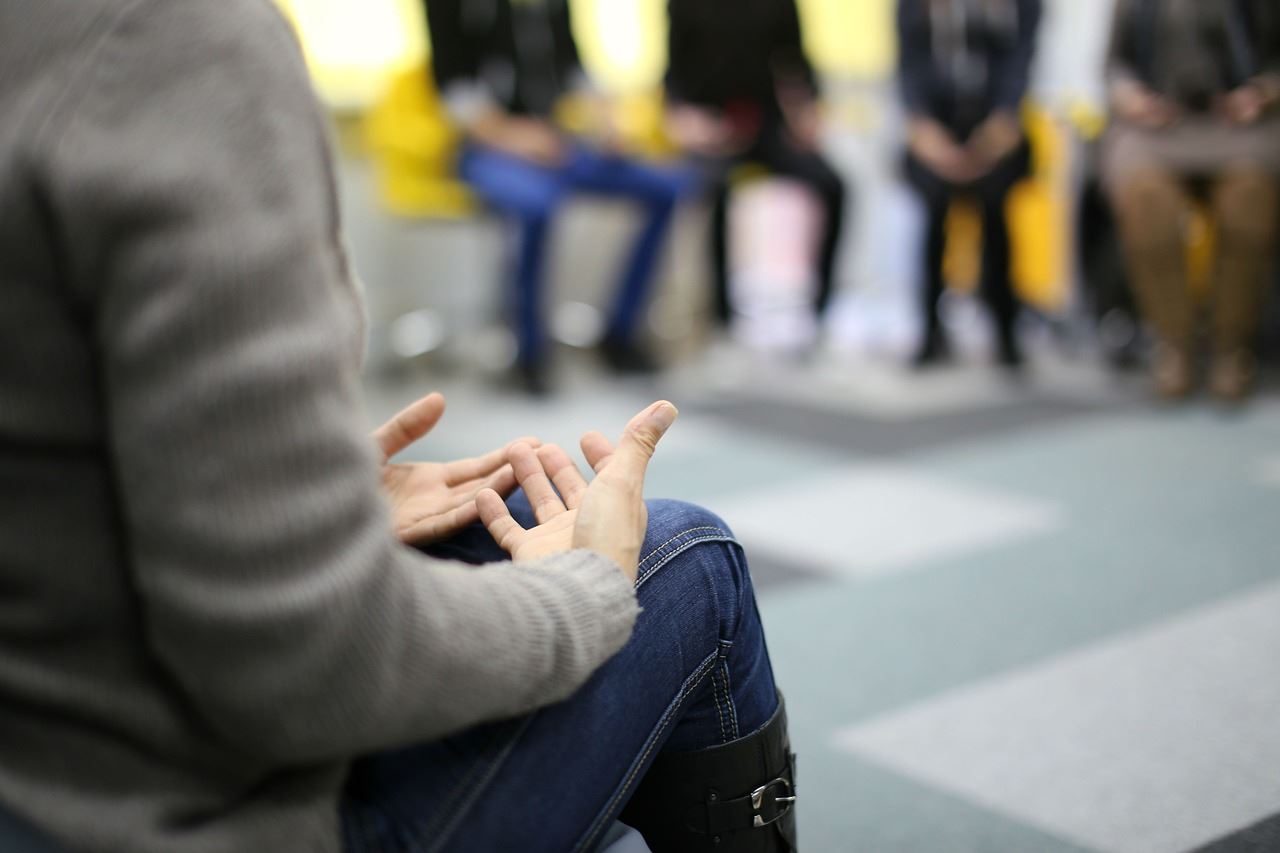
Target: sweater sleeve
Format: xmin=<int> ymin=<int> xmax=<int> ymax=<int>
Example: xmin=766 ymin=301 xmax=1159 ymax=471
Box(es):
xmin=41 ymin=0 xmax=637 ymax=763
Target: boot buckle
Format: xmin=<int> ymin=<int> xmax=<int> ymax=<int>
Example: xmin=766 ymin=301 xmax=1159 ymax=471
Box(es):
xmin=749 ymin=777 xmax=795 ymax=828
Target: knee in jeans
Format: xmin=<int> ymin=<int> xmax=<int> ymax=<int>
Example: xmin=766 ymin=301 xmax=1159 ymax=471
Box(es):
xmin=639 ymin=500 xmax=752 ymax=622
xmin=640 ymin=500 xmax=739 ymax=573
xmin=644 ymin=499 xmax=734 ymax=543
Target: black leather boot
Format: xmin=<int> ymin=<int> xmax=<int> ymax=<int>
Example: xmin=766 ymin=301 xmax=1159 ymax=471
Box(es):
xmin=620 ymin=693 xmax=797 ymax=852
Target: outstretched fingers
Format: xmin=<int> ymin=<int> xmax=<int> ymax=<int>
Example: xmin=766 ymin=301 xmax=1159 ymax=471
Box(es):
xmin=374 ymin=392 xmax=446 ymax=462
xmin=399 ymin=502 xmax=473 ymax=545
xmin=476 ymin=488 xmax=525 ymax=555
xmin=580 ymin=431 xmax=616 ymax=474
xmin=444 ymin=435 xmax=541 ymax=486
xmin=476 ymin=463 xmax=519 ymax=502
xmin=537 ymin=444 xmax=590 ymax=509
xmin=508 ymin=442 xmax=567 ymax=523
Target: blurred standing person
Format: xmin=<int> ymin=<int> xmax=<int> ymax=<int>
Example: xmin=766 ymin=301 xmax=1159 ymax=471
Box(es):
xmin=664 ymin=0 xmax=848 ymax=336
xmin=1104 ymin=0 xmax=1280 ymax=402
xmin=897 ymin=0 xmax=1042 ymax=368
xmin=425 ymin=0 xmax=691 ymax=394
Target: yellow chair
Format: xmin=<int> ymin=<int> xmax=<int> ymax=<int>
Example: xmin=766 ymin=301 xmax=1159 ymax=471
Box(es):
xmin=364 ymin=63 xmax=680 ymax=222
xmin=363 ymin=64 xmax=477 ymax=219
xmin=942 ymin=103 xmax=1069 ymax=313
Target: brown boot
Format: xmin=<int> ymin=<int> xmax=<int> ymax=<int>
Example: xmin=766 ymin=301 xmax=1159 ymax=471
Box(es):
xmin=1208 ymin=348 xmax=1256 ymax=403
xmin=1110 ymin=171 xmax=1198 ymax=398
xmin=1208 ymin=171 xmax=1278 ymax=404
xmin=1150 ymin=342 xmax=1195 ymax=400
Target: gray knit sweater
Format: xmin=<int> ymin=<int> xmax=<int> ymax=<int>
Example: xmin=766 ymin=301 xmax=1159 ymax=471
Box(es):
xmin=0 ymin=1 xmax=639 ymax=851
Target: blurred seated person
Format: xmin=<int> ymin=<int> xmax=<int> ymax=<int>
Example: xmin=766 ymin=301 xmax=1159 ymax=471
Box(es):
xmin=664 ymin=0 xmax=847 ymax=333
xmin=1103 ymin=0 xmax=1280 ymax=401
xmin=897 ymin=0 xmax=1042 ymax=369
xmin=424 ymin=0 xmax=691 ymax=394
xmin=2 ymin=1 xmax=797 ymax=851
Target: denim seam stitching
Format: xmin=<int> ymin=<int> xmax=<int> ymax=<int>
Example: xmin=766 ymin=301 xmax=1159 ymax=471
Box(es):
xmin=636 ymin=532 xmax=737 ymax=589
xmin=575 ymin=649 xmax=721 ymax=852
xmin=711 ymin=665 xmax=729 ymax=742
xmin=636 ymin=526 xmax=731 ymax=575
xmin=721 ymin=656 xmax=740 ymax=741
xmin=637 ymin=526 xmax=724 ymax=569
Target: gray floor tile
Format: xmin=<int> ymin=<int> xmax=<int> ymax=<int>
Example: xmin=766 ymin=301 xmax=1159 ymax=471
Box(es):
xmin=1189 ymin=811 xmax=1280 ymax=853
xmin=833 ymin=581 xmax=1280 ymax=853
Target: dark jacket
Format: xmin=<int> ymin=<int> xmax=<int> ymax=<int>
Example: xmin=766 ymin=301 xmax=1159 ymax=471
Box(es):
xmin=897 ymin=0 xmax=1042 ymax=134
xmin=665 ymin=0 xmax=817 ymax=116
xmin=424 ymin=0 xmax=583 ymax=117
xmin=1106 ymin=0 xmax=1280 ymax=112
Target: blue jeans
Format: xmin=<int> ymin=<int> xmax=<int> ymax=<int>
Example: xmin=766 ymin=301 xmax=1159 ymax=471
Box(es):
xmin=458 ymin=143 xmax=694 ymax=365
xmin=340 ymin=496 xmax=780 ymax=852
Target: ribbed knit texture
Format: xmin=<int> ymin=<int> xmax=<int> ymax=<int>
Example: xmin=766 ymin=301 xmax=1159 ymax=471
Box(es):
xmin=0 ymin=1 xmax=639 ymax=850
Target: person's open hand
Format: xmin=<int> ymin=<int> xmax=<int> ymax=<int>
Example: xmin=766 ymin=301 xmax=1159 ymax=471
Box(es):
xmin=374 ymin=392 xmax=534 ymax=545
xmin=476 ymin=401 xmax=678 ymax=582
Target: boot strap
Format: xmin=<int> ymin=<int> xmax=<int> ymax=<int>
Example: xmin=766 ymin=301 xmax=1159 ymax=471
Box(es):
xmin=686 ymin=753 xmax=797 ymax=835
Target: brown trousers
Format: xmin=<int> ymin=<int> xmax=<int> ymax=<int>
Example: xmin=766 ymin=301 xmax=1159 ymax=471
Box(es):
xmin=1110 ymin=168 xmax=1279 ymax=354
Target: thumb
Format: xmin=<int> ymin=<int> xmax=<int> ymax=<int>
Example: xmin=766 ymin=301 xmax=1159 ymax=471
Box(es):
xmin=610 ymin=401 xmax=678 ymax=477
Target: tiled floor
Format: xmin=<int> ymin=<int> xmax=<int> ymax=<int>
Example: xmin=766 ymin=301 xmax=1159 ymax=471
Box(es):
xmin=361 ymin=344 xmax=1280 ymax=853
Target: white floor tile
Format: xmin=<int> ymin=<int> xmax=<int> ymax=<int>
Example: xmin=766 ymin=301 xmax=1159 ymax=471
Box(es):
xmin=1256 ymin=456 xmax=1280 ymax=487
xmin=710 ymin=464 xmax=1061 ymax=579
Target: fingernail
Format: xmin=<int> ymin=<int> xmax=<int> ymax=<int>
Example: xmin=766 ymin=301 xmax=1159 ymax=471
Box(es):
xmin=650 ymin=402 xmax=677 ymax=431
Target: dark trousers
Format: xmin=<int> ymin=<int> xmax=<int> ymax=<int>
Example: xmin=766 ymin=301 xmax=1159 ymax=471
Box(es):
xmin=708 ymin=127 xmax=847 ymax=324
xmin=904 ymin=138 xmax=1031 ymax=346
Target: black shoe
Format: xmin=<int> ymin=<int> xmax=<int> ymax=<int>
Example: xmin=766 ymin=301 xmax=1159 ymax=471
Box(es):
xmin=621 ymin=693 xmax=797 ymax=852
xmin=511 ymin=360 xmax=552 ymax=397
xmin=996 ymin=332 xmax=1024 ymax=371
xmin=911 ymin=330 xmax=951 ymax=369
xmin=600 ymin=335 xmax=661 ymax=375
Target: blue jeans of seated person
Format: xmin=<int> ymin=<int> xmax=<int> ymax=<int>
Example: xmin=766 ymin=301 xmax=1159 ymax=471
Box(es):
xmin=457 ymin=143 xmax=693 ymax=368
xmin=340 ymin=495 xmax=780 ymax=853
